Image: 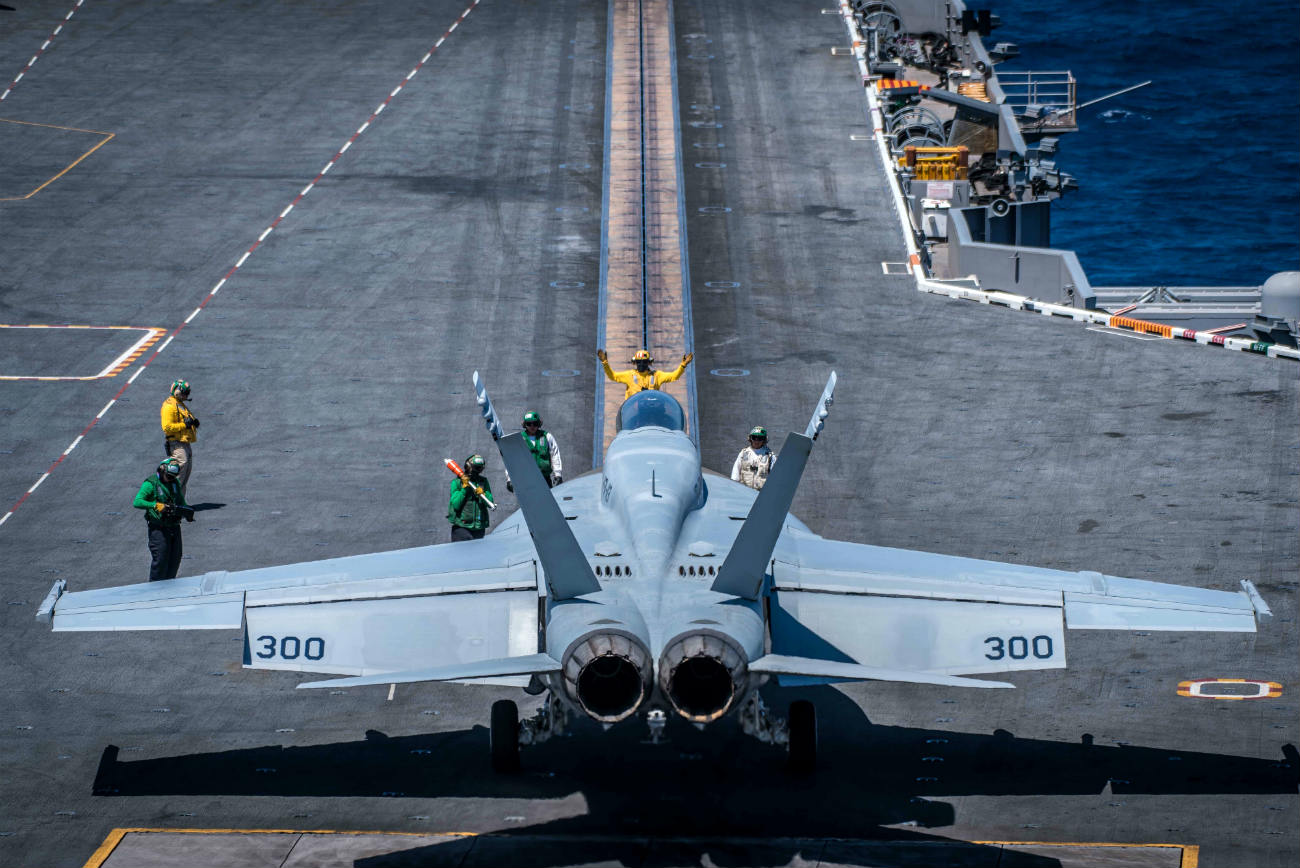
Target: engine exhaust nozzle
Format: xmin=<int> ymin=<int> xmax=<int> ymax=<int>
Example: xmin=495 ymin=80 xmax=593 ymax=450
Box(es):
xmin=562 ymin=631 xmax=652 ymax=724
xmin=659 ymin=631 xmax=748 ymax=723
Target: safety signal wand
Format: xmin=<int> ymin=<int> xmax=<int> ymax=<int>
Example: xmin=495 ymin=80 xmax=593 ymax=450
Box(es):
xmin=444 ymin=458 xmax=497 ymax=510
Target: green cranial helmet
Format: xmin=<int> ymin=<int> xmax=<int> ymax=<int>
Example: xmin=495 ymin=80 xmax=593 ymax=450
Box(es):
xmin=523 ymin=411 xmax=542 ymax=426
xmin=158 ymin=458 xmax=181 ymax=476
xmin=466 ymin=454 xmax=486 ymax=470
xmin=170 ymin=379 xmax=190 ymax=398
xmin=748 ymin=426 xmax=768 ymax=439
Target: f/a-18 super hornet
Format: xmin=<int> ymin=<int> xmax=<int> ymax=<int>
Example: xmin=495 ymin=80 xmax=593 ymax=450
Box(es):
xmin=37 ymin=373 xmax=1270 ymax=771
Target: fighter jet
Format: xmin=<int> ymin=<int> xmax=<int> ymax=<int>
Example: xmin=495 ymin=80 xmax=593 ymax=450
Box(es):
xmin=36 ymin=373 xmax=1269 ymax=771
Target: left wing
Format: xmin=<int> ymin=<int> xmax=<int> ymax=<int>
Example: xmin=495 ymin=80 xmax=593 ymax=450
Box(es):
xmin=38 ymin=526 xmax=545 ymax=684
xmin=768 ymin=530 xmax=1264 ymax=682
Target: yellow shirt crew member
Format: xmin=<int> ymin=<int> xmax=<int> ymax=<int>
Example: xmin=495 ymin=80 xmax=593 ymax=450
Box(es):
xmin=598 ymin=348 xmax=694 ymax=400
xmin=160 ymin=379 xmax=199 ymax=494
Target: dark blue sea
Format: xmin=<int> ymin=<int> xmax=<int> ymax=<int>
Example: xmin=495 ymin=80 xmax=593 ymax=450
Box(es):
xmin=995 ymin=0 xmax=1300 ymax=286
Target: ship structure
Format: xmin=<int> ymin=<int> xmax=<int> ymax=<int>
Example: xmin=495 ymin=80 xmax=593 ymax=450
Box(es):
xmin=845 ymin=0 xmax=1299 ymax=355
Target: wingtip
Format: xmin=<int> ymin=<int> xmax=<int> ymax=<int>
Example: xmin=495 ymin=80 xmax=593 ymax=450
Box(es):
xmin=1241 ymin=579 xmax=1273 ymax=618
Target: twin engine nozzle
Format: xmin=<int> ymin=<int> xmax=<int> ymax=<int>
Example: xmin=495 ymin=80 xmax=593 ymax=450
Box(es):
xmin=559 ymin=626 xmax=751 ymax=725
xmin=657 ymin=630 xmax=749 ymax=723
xmin=560 ymin=631 xmax=654 ymax=724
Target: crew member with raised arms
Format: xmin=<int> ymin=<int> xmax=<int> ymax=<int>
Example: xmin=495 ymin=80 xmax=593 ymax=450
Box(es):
xmin=507 ymin=410 xmax=563 ymax=491
xmin=447 ymin=454 xmax=494 ymax=541
xmin=134 ymin=457 xmax=194 ymax=581
xmin=730 ymin=426 xmax=776 ymax=490
xmin=597 ymin=348 xmax=694 ymax=400
xmin=160 ymin=379 xmax=199 ymax=495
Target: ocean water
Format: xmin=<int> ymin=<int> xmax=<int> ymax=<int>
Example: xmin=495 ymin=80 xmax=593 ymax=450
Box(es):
xmin=995 ymin=0 xmax=1300 ymax=287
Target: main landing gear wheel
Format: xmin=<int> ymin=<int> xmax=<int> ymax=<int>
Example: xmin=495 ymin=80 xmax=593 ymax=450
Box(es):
xmin=490 ymin=699 xmax=520 ymax=773
xmin=786 ymin=700 xmax=817 ymax=773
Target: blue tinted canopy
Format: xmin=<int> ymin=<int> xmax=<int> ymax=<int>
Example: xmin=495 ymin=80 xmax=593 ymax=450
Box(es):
xmin=617 ymin=390 xmax=686 ymax=432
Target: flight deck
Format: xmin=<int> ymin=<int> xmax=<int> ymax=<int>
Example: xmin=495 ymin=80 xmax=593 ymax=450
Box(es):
xmin=0 ymin=1 xmax=1295 ymax=867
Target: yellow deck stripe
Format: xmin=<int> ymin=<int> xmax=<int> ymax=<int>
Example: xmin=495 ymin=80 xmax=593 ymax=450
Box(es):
xmin=976 ymin=840 xmax=1198 ymax=867
xmin=86 ymin=829 xmax=1198 ymax=868
xmin=84 ymin=828 xmax=480 ymax=868
xmin=0 ymin=118 xmax=114 ymax=201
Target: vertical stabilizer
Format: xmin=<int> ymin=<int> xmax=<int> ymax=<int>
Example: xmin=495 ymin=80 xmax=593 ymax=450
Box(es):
xmin=710 ymin=432 xmax=813 ymax=600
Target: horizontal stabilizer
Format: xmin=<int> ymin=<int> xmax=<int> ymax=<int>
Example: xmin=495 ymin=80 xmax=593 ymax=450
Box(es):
xmin=296 ymin=653 xmax=561 ymax=689
xmin=749 ymin=654 xmax=1014 ymax=689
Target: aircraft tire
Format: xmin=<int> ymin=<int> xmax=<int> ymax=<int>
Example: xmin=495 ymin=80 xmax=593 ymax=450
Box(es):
xmin=490 ymin=699 xmax=520 ymax=773
xmin=786 ymin=699 xmax=816 ymax=773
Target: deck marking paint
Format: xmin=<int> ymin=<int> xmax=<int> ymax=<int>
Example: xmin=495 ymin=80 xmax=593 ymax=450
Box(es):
xmin=1177 ymin=678 xmax=1283 ymax=700
xmin=0 ymin=0 xmax=86 ymax=102
xmin=0 ymin=325 xmax=164 ymax=381
xmin=0 ymin=118 xmax=115 ymax=200
xmin=0 ymin=1 xmax=484 ymax=529
xmin=82 ymin=828 xmax=482 ymax=868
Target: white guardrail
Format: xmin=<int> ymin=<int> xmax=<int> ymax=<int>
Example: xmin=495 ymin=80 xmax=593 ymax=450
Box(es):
xmin=835 ymin=1 xmax=1299 ymax=362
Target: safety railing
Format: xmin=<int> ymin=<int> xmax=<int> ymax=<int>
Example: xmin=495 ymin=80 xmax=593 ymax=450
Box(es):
xmin=998 ymin=71 xmax=1076 ymax=128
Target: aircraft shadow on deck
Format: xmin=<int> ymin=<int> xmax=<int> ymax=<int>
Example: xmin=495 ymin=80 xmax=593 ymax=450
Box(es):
xmin=90 ymin=687 xmax=1296 ymax=865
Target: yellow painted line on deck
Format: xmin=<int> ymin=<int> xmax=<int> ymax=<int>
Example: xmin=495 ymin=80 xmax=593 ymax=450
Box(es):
xmin=85 ymin=829 xmax=1200 ymax=868
xmin=84 ymin=828 xmax=481 ymax=868
xmin=976 ymin=840 xmax=1199 ymax=867
xmin=600 ymin=0 xmax=690 ymax=455
xmin=0 ymin=117 xmax=114 ymax=200
xmin=0 ymin=324 xmax=165 ymax=380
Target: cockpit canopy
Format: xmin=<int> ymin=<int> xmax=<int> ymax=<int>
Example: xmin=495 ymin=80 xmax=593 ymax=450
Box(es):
xmin=617 ymin=390 xmax=686 ymax=432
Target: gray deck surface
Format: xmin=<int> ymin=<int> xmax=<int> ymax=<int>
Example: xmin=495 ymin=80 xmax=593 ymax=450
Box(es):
xmin=0 ymin=2 xmax=1295 ymax=867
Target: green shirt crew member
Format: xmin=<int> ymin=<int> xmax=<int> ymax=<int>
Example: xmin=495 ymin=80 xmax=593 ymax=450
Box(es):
xmin=133 ymin=458 xmax=194 ymax=581
xmin=506 ymin=411 xmax=564 ymax=491
xmin=448 ymin=454 xmax=494 ymax=541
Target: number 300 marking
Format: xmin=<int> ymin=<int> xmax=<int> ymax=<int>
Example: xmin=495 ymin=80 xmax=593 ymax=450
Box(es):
xmin=984 ymin=635 xmax=1053 ymax=660
xmin=255 ymin=635 xmax=325 ymax=661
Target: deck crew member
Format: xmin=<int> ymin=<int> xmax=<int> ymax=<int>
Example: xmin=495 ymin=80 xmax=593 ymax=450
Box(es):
xmin=730 ymin=426 xmax=776 ymax=490
xmin=160 ymin=379 xmax=199 ymax=495
xmin=597 ymin=348 xmax=694 ymax=400
xmin=134 ymin=457 xmax=193 ymax=581
xmin=448 ymin=454 xmax=494 ymax=541
xmin=506 ymin=411 xmax=563 ymax=492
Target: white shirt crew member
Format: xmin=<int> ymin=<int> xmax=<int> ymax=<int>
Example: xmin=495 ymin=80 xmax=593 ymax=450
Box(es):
xmin=731 ymin=444 xmax=775 ymax=490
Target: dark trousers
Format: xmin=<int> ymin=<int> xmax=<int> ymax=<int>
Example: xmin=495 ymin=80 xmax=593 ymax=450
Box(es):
xmin=451 ymin=525 xmax=485 ymax=542
xmin=147 ymin=523 xmax=183 ymax=581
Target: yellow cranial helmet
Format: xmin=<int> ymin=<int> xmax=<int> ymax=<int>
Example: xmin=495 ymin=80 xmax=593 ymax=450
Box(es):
xmin=632 ymin=349 xmax=653 ymax=362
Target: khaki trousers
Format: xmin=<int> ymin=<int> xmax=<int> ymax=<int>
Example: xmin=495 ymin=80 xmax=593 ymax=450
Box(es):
xmin=165 ymin=441 xmax=193 ymax=494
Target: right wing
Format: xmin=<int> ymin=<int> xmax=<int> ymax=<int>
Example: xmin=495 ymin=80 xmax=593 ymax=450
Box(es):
xmin=768 ymin=530 xmax=1264 ymax=683
xmin=38 ymin=525 xmax=543 ymax=683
